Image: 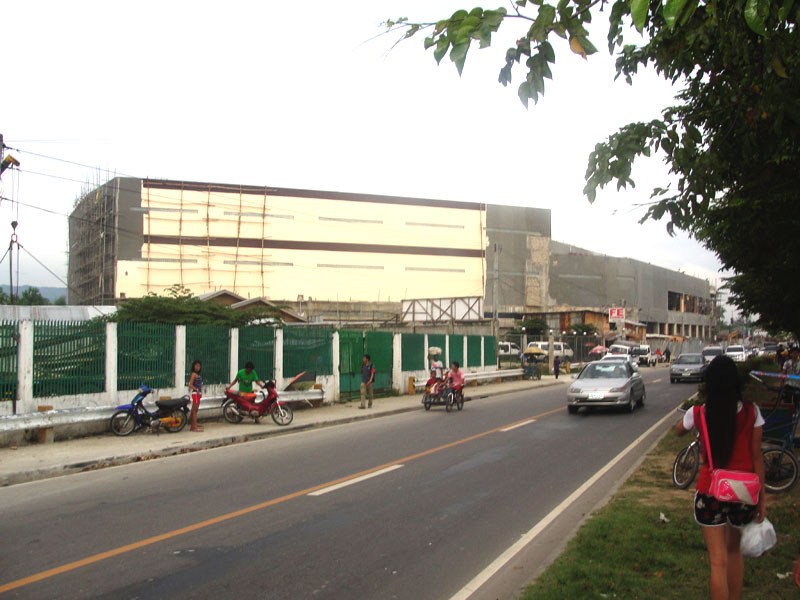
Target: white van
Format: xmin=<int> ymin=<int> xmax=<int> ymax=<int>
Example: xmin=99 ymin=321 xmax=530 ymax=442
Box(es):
xmin=498 ymin=342 xmax=521 ymax=357
xmin=608 ymin=344 xmax=633 ymax=356
xmin=526 ymin=341 xmax=574 ymax=360
xmin=631 ymin=344 xmax=656 ymax=367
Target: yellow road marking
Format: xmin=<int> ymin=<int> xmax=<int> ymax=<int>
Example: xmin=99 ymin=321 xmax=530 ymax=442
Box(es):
xmin=0 ymin=406 xmax=565 ymax=594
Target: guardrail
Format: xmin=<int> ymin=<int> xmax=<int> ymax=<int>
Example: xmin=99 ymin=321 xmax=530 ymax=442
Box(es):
xmin=412 ymin=368 xmax=524 ymax=391
xmin=0 ymin=389 xmax=325 ymax=435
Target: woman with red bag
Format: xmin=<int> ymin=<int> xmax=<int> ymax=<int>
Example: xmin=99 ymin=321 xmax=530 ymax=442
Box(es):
xmin=675 ymin=355 xmax=766 ymax=600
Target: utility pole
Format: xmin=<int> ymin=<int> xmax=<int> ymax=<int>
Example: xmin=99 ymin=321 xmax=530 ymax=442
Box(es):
xmin=0 ymin=134 xmax=21 ymax=304
xmin=492 ymin=243 xmax=500 ymax=340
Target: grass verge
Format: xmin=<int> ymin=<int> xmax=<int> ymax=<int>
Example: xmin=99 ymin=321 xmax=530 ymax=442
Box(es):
xmin=520 ymin=420 xmax=800 ymax=599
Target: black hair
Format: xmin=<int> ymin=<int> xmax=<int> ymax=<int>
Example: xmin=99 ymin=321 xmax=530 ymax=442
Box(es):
xmin=245 ymin=361 xmax=255 ymax=370
xmin=191 ymin=360 xmax=202 ymax=372
xmin=704 ymin=355 xmax=741 ymax=468
xmin=364 ymin=354 xmax=371 ymax=361
xmin=452 ymin=361 xmax=460 ymax=368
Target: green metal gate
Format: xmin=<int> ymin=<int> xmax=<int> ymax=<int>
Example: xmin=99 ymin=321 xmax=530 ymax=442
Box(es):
xmin=238 ymin=326 xmax=276 ymax=381
xmin=365 ymin=331 xmax=393 ymax=394
xmin=401 ymin=333 xmax=424 ymax=372
xmin=33 ymin=320 xmax=106 ymax=398
xmin=484 ymin=335 xmax=497 ymax=368
xmin=449 ymin=335 xmax=464 ymax=369
xmin=467 ymin=335 xmax=482 ymax=368
xmin=338 ymin=329 xmax=363 ymax=400
xmin=185 ymin=325 xmax=230 ymax=386
xmin=283 ymin=327 xmax=334 ymax=379
xmin=117 ymin=322 xmax=175 ymax=390
xmin=0 ymin=321 xmax=17 ymax=407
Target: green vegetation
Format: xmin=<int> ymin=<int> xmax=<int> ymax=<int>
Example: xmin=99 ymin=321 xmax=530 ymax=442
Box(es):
xmin=110 ymin=285 xmax=281 ymax=327
xmin=521 ymin=429 xmax=800 ymax=599
xmin=387 ymin=1 xmax=800 ymax=338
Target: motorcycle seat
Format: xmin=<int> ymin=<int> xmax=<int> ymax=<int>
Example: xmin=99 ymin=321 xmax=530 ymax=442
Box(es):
xmin=156 ymin=397 xmax=187 ymax=409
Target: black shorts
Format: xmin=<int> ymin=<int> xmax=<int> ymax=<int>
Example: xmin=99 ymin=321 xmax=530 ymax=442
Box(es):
xmin=694 ymin=491 xmax=756 ymax=527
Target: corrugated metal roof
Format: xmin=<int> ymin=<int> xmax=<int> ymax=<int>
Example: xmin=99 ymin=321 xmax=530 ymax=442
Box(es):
xmin=0 ymin=306 xmax=117 ymax=321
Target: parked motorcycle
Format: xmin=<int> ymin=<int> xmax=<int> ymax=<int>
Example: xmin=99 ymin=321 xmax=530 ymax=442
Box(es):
xmin=110 ymin=385 xmax=190 ymax=436
xmin=222 ymin=381 xmax=293 ymax=426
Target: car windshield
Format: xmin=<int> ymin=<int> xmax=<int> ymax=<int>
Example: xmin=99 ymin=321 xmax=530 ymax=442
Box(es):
xmin=675 ymin=355 xmax=703 ymax=364
xmin=727 ymin=346 xmax=744 ymax=353
xmin=632 ymin=348 xmax=648 ymax=355
xmin=702 ymin=348 xmax=722 ymax=357
xmin=580 ymin=363 xmax=629 ymax=379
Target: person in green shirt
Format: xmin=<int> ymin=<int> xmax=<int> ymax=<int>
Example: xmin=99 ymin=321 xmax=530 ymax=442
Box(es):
xmin=228 ymin=361 xmax=263 ymax=394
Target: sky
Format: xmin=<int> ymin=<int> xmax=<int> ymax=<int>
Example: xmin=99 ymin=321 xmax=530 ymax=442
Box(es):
xmin=0 ymin=1 xmax=728 ymax=303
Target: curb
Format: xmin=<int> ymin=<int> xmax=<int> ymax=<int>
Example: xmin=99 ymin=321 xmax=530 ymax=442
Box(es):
xmin=1 ymin=382 xmax=561 ymax=487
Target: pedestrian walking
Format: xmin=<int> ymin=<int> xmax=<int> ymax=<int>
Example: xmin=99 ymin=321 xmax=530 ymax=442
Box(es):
xmin=665 ymin=348 xmax=672 ymax=363
xmin=188 ymin=360 xmax=203 ymax=432
xmin=675 ymin=356 xmax=766 ymax=600
xmin=553 ymin=356 xmax=561 ymax=379
xmin=360 ymin=354 xmax=375 ymax=409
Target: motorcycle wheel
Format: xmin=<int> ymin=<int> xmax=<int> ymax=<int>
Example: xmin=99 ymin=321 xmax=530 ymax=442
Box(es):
xmin=163 ymin=409 xmax=187 ymax=433
xmin=110 ymin=410 xmax=136 ymax=436
xmin=271 ymin=403 xmax=294 ymax=426
xmin=222 ymin=400 xmax=244 ymax=424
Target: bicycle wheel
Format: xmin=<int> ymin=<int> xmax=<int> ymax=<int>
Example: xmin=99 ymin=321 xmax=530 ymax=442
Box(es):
xmin=672 ymin=443 xmax=700 ymax=489
xmin=444 ymin=391 xmax=454 ymax=412
xmin=110 ymin=410 xmax=136 ymax=436
xmin=763 ymin=447 xmax=799 ymax=493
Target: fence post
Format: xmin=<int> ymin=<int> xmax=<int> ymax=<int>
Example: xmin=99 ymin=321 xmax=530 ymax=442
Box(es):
xmin=105 ymin=322 xmax=118 ymax=402
xmin=463 ymin=335 xmax=468 ymax=370
xmin=17 ymin=320 xmax=33 ymax=414
xmin=392 ymin=333 xmax=402 ymax=393
xmin=423 ymin=334 xmax=429 ymax=370
xmin=274 ymin=328 xmax=284 ymax=390
xmin=229 ymin=328 xmax=239 ymax=382
xmin=332 ymin=331 xmax=340 ymax=403
xmin=175 ymin=325 xmax=186 ymax=394
xmin=481 ymin=336 xmax=486 ymax=370
xmin=445 ymin=335 xmax=450 ymax=370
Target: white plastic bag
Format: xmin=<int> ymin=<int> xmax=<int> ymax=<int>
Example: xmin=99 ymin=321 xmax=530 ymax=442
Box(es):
xmin=740 ymin=518 xmax=777 ymax=558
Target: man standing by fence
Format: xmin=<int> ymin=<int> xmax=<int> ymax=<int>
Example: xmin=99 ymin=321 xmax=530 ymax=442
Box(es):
xmin=360 ymin=354 xmax=375 ymax=409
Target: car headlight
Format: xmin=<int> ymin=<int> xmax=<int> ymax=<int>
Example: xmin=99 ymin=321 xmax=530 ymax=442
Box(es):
xmin=568 ymin=385 xmax=578 ymax=393
xmin=609 ymin=385 xmax=628 ymax=393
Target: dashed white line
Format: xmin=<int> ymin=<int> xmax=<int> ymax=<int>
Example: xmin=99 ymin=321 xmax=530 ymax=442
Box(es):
xmin=499 ymin=419 xmax=537 ymax=432
xmin=307 ymin=465 xmax=404 ymax=496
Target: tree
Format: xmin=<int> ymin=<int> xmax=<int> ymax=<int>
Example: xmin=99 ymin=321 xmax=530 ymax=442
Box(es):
xmin=110 ymin=286 xmax=281 ymax=327
xmin=53 ymin=296 xmax=67 ymax=306
xmin=17 ymin=287 xmax=50 ymax=306
xmin=520 ymin=317 xmax=548 ymax=334
xmin=387 ymin=1 xmax=800 ymax=338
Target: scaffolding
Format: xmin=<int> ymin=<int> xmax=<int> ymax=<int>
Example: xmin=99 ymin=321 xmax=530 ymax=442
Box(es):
xmin=67 ymin=176 xmax=117 ymax=305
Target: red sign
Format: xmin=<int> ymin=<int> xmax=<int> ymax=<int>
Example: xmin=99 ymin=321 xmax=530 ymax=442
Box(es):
xmin=609 ymin=307 xmax=626 ymax=320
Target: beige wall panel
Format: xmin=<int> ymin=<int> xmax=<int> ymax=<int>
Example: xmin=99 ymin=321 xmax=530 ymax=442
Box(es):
xmin=139 ymin=189 xmax=485 ymax=249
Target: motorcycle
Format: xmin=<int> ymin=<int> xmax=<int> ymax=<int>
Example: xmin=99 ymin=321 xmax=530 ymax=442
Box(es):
xmin=222 ymin=381 xmax=294 ymax=426
xmin=110 ymin=385 xmax=190 ymax=436
xmin=422 ymin=373 xmax=464 ymax=412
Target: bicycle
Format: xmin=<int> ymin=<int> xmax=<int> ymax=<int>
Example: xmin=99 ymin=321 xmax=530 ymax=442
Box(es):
xmin=672 ymin=430 xmax=701 ymax=489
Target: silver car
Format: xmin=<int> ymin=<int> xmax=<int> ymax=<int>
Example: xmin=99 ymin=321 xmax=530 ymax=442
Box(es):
xmin=567 ymin=360 xmax=646 ymax=414
xmin=670 ymin=353 xmax=707 ymax=383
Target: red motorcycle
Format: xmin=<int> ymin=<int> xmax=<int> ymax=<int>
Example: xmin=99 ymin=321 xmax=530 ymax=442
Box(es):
xmin=222 ymin=381 xmax=294 ymax=426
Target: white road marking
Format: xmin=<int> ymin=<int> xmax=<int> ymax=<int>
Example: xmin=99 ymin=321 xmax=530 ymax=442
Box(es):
xmin=307 ymin=465 xmax=404 ymax=496
xmin=499 ymin=419 xmax=537 ymax=432
xmin=448 ymin=408 xmax=678 ymax=600
xmin=651 ymin=378 xmax=664 ymax=383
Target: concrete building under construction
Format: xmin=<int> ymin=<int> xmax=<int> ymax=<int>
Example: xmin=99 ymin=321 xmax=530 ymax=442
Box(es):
xmin=67 ymin=177 xmax=715 ymax=338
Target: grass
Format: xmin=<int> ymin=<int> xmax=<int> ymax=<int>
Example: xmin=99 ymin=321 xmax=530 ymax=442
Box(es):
xmin=520 ymin=423 xmax=800 ymax=599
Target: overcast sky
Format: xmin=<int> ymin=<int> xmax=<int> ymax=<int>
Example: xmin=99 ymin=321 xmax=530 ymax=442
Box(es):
xmin=1 ymin=1 xmax=728 ymax=301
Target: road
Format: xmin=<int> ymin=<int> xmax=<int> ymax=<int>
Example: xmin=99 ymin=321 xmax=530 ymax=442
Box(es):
xmin=0 ymin=369 xmax=694 ymax=599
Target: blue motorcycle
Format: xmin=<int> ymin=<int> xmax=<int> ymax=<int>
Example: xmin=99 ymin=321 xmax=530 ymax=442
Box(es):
xmin=110 ymin=385 xmax=190 ymax=436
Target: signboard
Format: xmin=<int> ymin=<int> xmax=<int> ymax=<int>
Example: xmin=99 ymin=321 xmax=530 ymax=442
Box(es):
xmin=609 ymin=307 xmax=626 ymax=320
xmin=401 ymin=297 xmax=483 ymax=323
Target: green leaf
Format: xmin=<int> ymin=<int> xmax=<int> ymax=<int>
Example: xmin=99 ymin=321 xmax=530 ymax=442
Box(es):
xmin=450 ymin=40 xmax=471 ymax=75
xmin=518 ymin=81 xmax=531 ymax=108
xmin=469 ymin=7 xmax=483 ymax=17
xmin=663 ymin=0 xmax=688 ymax=30
xmin=744 ymin=0 xmax=768 ymax=36
xmin=679 ymin=0 xmax=700 ymax=25
xmin=424 ymin=36 xmax=436 ymax=50
xmin=434 ymin=37 xmax=450 ymax=64
xmin=630 ymin=0 xmax=649 ymax=32
xmin=778 ymin=0 xmax=795 ymax=21
xmin=541 ymin=41 xmax=555 ymax=62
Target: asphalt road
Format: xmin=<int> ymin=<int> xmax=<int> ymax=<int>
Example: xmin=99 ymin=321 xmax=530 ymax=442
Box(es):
xmin=0 ymin=368 xmax=695 ymax=599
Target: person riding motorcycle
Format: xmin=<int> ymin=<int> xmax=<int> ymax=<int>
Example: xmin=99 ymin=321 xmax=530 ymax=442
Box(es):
xmin=444 ymin=361 xmax=465 ymax=401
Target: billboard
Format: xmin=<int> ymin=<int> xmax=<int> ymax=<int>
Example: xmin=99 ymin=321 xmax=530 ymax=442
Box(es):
xmin=609 ymin=307 xmax=626 ymax=320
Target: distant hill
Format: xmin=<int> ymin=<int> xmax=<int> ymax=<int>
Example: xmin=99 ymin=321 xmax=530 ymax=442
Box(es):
xmin=0 ymin=285 xmax=67 ymax=302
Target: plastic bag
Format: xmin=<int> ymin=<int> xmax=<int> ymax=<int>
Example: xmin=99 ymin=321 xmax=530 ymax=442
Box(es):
xmin=740 ymin=518 xmax=777 ymax=558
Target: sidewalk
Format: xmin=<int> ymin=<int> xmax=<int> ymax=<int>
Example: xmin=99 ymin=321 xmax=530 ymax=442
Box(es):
xmin=0 ymin=376 xmax=567 ymax=487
